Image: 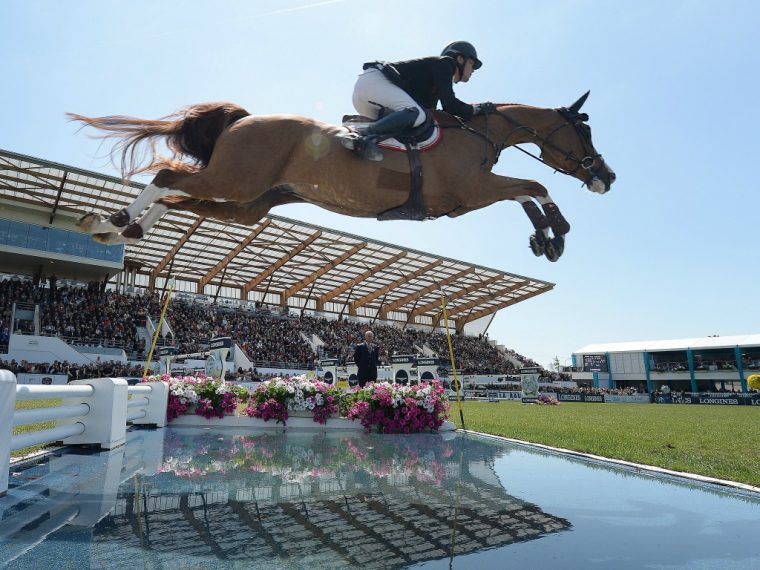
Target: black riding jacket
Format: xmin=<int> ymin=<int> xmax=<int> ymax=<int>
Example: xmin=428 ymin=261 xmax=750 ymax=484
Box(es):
xmin=365 ymin=56 xmax=475 ymax=120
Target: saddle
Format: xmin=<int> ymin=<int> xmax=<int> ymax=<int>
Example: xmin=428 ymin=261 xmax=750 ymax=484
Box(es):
xmin=341 ymin=114 xmax=441 ymax=151
xmin=340 ymin=114 xmax=443 ymax=221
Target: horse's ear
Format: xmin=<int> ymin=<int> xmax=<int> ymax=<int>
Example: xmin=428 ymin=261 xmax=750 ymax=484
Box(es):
xmin=568 ymin=91 xmax=590 ymax=113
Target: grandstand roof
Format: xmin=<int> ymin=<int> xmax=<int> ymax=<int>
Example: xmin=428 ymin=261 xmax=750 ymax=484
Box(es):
xmin=0 ymin=148 xmax=554 ymax=330
xmin=575 ymin=333 xmax=760 ymax=354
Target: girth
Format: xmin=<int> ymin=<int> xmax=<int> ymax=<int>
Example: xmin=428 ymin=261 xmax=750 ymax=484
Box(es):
xmin=376 ymin=143 xmax=430 ymax=221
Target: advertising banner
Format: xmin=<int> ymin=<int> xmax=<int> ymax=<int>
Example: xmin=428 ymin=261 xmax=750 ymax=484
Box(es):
xmin=654 ymin=392 xmax=760 ymax=405
xmin=604 ymin=394 xmax=651 ymax=404
xmin=16 ymin=373 xmax=69 ymax=385
xmin=520 ymin=367 xmax=541 ymax=403
xmin=556 ymin=393 xmax=605 ymax=403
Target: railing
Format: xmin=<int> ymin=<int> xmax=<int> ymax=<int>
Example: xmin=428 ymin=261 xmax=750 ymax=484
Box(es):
xmin=0 ymin=428 xmax=165 ymax=566
xmin=0 ymin=369 xmax=169 ymax=496
xmin=36 ymin=332 xmax=138 ymax=351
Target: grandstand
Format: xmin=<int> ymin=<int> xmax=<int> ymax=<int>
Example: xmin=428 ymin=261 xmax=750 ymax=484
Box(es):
xmin=0 ymin=149 xmax=551 ymax=382
xmin=571 ymin=334 xmax=760 ymax=393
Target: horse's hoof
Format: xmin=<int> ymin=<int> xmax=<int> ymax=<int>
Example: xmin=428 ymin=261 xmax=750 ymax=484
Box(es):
xmin=122 ymin=223 xmax=144 ymax=240
xmin=109 ymin=208 xmax=130 ymax=228
xmin=92 ymin=232 xmax=140 ymax=245
xmin=76 ymin=213 xmax=99 ymax=232
xmin=529 ymin=233 xmax=545 ymax=256
xmin=544 ymin=239 xmax=561 ymax=262
xmin=92 ymin=232 xmax=119 ymax=245
xmin=551 ymin=235 xmax=565 ymax=257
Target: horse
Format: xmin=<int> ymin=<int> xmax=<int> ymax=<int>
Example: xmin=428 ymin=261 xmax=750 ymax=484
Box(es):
xmin=68 ymin=92 xmax=615 ymax=261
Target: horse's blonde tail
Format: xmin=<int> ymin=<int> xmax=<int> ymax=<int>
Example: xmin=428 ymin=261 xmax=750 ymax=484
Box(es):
xmin=67 ymin=102 xmax=249 ymax=179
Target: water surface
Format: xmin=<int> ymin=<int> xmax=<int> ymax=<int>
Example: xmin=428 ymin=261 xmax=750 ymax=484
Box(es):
xmin=1 ymin=427 xmax=757 ymax=569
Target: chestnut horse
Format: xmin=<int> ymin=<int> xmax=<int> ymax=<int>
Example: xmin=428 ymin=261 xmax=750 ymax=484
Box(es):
xmin=69 ymin=92 xmax=614 ymax=261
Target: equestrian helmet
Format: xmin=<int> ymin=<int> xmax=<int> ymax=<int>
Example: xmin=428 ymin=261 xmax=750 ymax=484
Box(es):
xmin=441 ymin=41 xmax=482 ymax=69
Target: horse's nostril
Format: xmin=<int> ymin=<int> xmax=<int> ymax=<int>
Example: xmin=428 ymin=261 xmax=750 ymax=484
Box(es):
xmin=610 ymin=171 xmax=617 ymax=182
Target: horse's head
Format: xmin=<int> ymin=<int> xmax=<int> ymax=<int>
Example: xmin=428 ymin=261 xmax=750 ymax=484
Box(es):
xmin=539 ymin=92 xmax=616 ymax=194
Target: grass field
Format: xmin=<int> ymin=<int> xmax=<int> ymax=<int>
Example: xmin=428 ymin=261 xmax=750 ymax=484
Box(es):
xmin=11 ymin=399 xmax=60 ymax=458
xmin=452 ymin=400 xmax=760 ymax=487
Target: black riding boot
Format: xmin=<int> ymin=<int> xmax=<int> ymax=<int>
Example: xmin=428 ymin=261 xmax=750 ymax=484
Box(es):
xmin=339 ymin=107 xmax=420 ymax=161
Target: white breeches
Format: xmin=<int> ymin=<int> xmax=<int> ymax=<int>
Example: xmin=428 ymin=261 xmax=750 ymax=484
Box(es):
xmin=351 ymin=68 xmax=426 ymax=127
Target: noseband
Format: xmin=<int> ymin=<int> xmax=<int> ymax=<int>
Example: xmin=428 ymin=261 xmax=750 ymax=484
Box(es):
xmin=462 ymin=108 xmax=603 ymax=180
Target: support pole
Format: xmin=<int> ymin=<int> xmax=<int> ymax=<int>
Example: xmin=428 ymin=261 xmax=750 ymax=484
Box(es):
xmin=440 ymin=292 xmax=465 ymax=430
xmin=143 ymin=283 xmax=174 ymax=378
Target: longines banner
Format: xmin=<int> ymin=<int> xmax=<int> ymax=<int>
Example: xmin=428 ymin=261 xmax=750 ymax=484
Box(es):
xmin=604 ymin=394 xmax=651 ymax=404
xmin=556 ymin=393 xmax=605 ymax=403
xmin=655 ymin=392 xmax=760 ymax=406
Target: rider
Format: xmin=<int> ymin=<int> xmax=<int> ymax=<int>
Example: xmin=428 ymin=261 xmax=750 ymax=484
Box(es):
xmin=338 ymin=41 xmax=497 ymax=161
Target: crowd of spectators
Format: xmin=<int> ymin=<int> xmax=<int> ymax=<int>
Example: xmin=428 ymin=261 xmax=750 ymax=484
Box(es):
xmin=1 ymin=277 xmax=153 ymax=356
xmin=166 ymin=301 xmax=315 ymax=365
xmin=1 ymin=275 xmax=544 ymax=375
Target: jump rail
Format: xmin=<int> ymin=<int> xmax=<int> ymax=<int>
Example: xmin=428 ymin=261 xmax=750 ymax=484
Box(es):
xmin=0 ymin=370 xmax=168 ymax=496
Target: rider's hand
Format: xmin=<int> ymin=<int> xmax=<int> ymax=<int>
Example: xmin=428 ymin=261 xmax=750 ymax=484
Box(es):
xmin=474 ymin=102 xmax=497 ymax=115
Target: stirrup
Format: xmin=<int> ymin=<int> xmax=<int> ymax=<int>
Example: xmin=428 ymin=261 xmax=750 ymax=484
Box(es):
xmin=339 ymin=134 xmax=384 ymax=161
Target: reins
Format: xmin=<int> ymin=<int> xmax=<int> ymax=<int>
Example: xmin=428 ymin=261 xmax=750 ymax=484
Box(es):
xmin=442 ymin=108 xmax=601 ymax=176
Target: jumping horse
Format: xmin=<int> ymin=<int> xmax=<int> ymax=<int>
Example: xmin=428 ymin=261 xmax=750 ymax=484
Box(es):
xmin=69 ymin=92 xmax=615 ymax=261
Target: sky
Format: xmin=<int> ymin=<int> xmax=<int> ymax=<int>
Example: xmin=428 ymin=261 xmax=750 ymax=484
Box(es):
xmin=2 ymin=0 xmax=759 ymax=369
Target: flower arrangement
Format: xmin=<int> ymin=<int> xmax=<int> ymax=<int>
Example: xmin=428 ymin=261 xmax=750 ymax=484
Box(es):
xmin=143 ymin=373 xmax=450 ymax=432
xmin=536 ymin=394 xmax=560 ymax=405
xmin=748 ymin=374 xmax=760 ymax=392
xmin=244 ymin=376 xmax=342 ymax=425
xmin=343 ymin=380 xmax=450 ymax=433
xmin=142 ymin=373 xmax=243 ymax=422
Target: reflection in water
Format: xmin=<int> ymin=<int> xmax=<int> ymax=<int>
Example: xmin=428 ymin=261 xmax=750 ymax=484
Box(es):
xmin=97 ymin=429 xmax=570 ymax=569
xmin=1 ymin=428 xmax=570 ymax=569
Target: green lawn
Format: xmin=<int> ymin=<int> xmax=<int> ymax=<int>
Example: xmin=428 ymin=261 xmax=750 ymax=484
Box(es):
xmin=12 ymin=399 xmax=60 ymax=458
xmin=452 ymin=401 xmax=760 ymax=487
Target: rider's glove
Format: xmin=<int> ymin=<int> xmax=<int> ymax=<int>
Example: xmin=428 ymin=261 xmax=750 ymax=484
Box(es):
xmin=474 ymin=102 xmax=497 ymax=115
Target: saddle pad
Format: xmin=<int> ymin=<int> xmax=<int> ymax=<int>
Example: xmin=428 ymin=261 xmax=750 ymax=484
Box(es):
xmin=341 ymin=119 xmax=443 ymax=153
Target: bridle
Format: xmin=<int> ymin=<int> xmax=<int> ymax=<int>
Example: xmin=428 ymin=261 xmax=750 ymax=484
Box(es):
xmin=452 ymin=107 xmax=603 ymax=180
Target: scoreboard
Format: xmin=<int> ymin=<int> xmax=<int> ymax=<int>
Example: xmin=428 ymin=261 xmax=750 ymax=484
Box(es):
xmin=582 ymin=354 xmax=608 ymax=372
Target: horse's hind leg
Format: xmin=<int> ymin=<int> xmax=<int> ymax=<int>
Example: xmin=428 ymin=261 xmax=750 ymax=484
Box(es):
xmin=160 ymin=185 xmax=306 ymax=226
xmin=77 ymin=169 xmax=190 ymax=235
xmin=92 ymin=202 xmax=169 ymax=244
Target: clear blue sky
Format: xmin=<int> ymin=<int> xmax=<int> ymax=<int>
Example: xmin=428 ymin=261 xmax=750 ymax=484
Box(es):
xmin=2 ymin=0 xmax=759 ymax=368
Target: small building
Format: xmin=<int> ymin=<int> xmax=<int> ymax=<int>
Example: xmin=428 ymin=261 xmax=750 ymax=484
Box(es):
xmin=571 ymin=334 xmax=760 ymax=393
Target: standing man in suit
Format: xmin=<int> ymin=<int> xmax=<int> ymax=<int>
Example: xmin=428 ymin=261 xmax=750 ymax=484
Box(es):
xmin=354 ymin=330 xmax=379 ymax=387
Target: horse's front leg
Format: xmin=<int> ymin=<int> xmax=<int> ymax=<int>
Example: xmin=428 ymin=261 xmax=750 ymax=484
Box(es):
xmin=451 ymin=172 xmax=568 ymax=261
xmin=517 ymin=193 xmax=570 ymax=262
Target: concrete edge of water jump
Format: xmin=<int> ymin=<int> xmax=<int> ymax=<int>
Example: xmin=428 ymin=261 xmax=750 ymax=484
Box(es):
xmin=461 ymin=429 xmax=760 ymax=496
xmin=167 ymin=414 xmax=457 ymax=432
xmin=9 ymin=447 xmax=57 ymax=466
xmin=8 ymin=417 xmax=458 ymax=466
